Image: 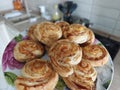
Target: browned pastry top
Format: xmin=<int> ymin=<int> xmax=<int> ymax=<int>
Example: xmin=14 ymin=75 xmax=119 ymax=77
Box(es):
xmin=63 ymin=73 xmax=95 ymax=90
xmin=48 ymin=39 xmax=82 ymax=77
xmin=81 ymin=29 xmax=95 ymax=46
xmin=14 ymin=40 xmax=44 ymax=62
xmin=55 ymin=21 xmax=70 ymax=34
xmin=83 ymin=45 xmax=107 ymax=61
xmin=15 ymin=59 xmax=58 ymax=90
xmin=27 ymin=24 xmax=38 ymax=41
xmin=34 ymin=21 xmax=62 ymax=46
xmin=22 ymin=59 xmax=53 ymax=79
xmin=49 ymin=39 xmax=82 ymax=65
xmin=74 ymin=60 xmax=97 ymax=81
xmin=64 ymin=24 xmax=89 ymax=44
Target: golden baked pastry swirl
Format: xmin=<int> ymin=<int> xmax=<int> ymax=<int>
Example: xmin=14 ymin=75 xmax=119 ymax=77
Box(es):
xmin=49 ymin=39 xmax=82 ymax=77
xmin=74 ymin=60 xmax=97 ymax=81
xmin=34 ymin=21 xmax=62 ymax=47
xmin=63 ymin=24 xmax=89 ymax=44
xmin=15 ymin=59 xmax=58 ymax=90
xmin=27 ymin=24 xmax=38 ymax=41
xmin=81 ymin=29 xmax=95 ymax=46
xmin=63 ymin=60 xmax=96 ymax=90
xmin=55 ymin=21 xmax=70 ymax=36
xmin=22 ymin=59 xmax=52 ymax=79
xmin=83 ymin=45 xmax=109 ymax=67
xmin=63 ymin=73 xmax=95 ymax=90
xmin=13 ymin=40 xmax=44 ymax=62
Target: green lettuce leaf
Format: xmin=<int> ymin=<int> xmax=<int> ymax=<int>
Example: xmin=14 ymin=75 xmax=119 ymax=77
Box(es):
xmin=4 ymin=72 xmax=17 ymax=86
xmin=97 ymin=43 xmax=103 ymax=46
xmin=56 ymin=77 xmax=66 ymax=90
xmin=14 ymin=34 xmax=23 ymax=42
xmin=103 ymin=80 xmax=111 ymax=89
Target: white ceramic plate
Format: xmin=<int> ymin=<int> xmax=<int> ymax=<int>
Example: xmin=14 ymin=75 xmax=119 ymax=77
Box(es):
xmin=2 ymin=30 xmax=114 ymax=90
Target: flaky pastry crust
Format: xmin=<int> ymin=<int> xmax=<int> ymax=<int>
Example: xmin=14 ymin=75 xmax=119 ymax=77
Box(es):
xmin=27 ymin=24 xmax=38 ymax=41
xmin=82 ymin=45 xmax=109 ymax=67
xmin=15 ymin=59 xmax=58 ymax=90
xmin=14 ymin=40 xmax=44 ymax=62
xmin=64 ymin=24 xmax=89 ymax=44
xmin=34 ymin=21 xmax=62 ymax=47
xmin=49 ymin=39 xmax=82 ymax=77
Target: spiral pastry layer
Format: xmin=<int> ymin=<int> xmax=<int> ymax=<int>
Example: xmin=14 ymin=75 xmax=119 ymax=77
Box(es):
xmin=63 ymin=24 xmax=89 ymax=44
xmin=83 ymin=45 xmax=109 ymax=67
xmin=55 ymin=21 xmax=70 ymax=36
xmin=74 ymin=60 xmax=97 ymax=81
xmin=15 ymin=59 xmax=58 ymax=90
xmin=34 ymin=21 xmax=62 ymax=47
xmin=63 ymin=73 xmax=95 ymax=90
xmin=49 ymin=39 xmax=82 ymax=77
xmin=63 ymin=60 xmax=96 ymax=90
xmin=81 ymin=29 xmax=95 ymax=46
xmin=27 ymin=24 xmax=38 ymax=41
xmin=14 ymin=40 xmax=44 ymax=62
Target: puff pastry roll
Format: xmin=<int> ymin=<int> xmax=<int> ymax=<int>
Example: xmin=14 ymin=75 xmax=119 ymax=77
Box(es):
xmin=15 ymin=59 xmax=58 ymax=90
xmin=49 ymin=39 xmax=82 ymax=77
xmin=63 ymin=24 xmax=89 ymax=44
xmin=63 ymin=60 xmax=96 ymax=90
xmin=81 ymin=29 xmax=95 ymax=46
xmin=55 ymin=21 xmax=70 ymax=36
xmin=27 ymin=24 xmax=38 ymax=41
xmin=34 ymin=21 xmax=62 ymax=47
xmin=63 ymin=73 xmax=95 ymax=90
xmin=82 ymin=45 xmax=109 ymax=67
xmin=14 ymin=40 xmax=44 ymax=62
xmin=74 ymin=60 xmax=97 ymax=82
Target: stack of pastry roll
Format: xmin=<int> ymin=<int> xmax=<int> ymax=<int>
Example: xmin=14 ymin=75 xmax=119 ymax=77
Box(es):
xmin=27 ymin=21 xmax=95 ymax=51
xmin=63 ymin=60 xmax=97 ymax=90
xmin=82 ymin=45 xmax=109 ymax=67
xmin=15 ymin=59 xmax=59 ymax=90
xmin=13 ymin=40 xmax=44 ymax=62
xmin=48 ymin=39 xmax=82 ymax=77
xmin=13 ymin=21 xmax=109 ymax=90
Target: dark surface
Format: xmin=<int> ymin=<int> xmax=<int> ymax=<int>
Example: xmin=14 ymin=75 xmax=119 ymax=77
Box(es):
xmin=95 ymin=33 xmax=120 ymax=60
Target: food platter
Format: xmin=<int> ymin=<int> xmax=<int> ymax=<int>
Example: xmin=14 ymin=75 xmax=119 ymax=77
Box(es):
xmin=2 ymin=30 xmax=114 ymax=90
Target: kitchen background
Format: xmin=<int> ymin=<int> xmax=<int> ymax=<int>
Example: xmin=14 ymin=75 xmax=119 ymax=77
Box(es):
xmin=0 ymin=0 xmax=120 ymax=41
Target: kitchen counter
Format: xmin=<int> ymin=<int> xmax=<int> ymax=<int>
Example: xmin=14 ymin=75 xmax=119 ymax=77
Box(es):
xmin=14 ymin=16 xmax=46 ymax=32
xmin=1 ymin=12 xmax=47 ymax=31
